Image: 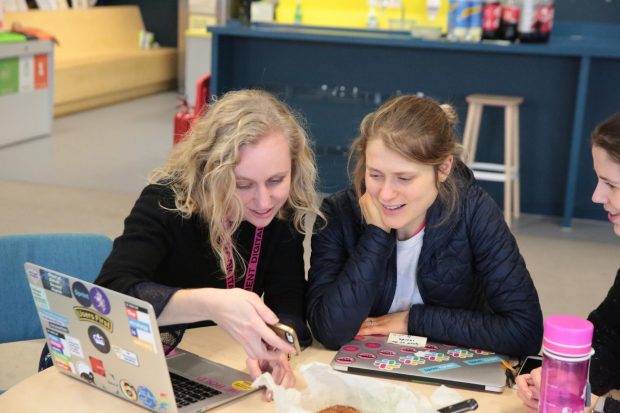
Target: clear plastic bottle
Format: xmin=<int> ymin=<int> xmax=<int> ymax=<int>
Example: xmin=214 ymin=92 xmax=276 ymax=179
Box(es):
xmin=367 ymin=6 xmax=378 ymax=29
xmin=294 ymin=0 xmax=303 ymax=25
xmin=539 ymin=315 xmax=594 ymax=413
xmin=518 ymin=0 xmax=538 ymax=42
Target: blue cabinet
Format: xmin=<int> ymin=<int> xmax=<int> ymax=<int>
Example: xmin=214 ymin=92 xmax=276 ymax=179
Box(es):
xmin=209 ymin=21 xmax=620 ymax=225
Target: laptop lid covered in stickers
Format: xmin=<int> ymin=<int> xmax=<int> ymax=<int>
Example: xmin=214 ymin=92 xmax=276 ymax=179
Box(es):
xmin=24 ymin=262 xmax=258 ymax=413
xmin=330 ymin=334 xmax=509 ymax=392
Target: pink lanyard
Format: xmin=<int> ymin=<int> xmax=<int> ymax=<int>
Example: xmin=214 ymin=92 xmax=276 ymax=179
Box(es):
xmin=225 ymin=227 xmax=264 ymax=291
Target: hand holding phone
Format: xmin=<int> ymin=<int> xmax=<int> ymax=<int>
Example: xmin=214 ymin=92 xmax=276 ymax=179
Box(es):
xmin=268 ymin=322 xmax=301 ymax=355
xmin=437 ymin=399 xmax=478 ymax=413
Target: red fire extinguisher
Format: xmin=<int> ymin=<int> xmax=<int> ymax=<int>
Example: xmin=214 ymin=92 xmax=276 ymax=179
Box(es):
xmin=173 ymin=73 xmax=211 ymax=144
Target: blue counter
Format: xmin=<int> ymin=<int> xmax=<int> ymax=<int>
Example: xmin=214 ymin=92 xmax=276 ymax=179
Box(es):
xmin=209 ymin=21 xmax=620 ymax=226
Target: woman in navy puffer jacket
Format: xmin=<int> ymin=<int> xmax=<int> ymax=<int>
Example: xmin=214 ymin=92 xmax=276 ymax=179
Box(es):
xmin=307 ymin=95 xmax=543 ymax=356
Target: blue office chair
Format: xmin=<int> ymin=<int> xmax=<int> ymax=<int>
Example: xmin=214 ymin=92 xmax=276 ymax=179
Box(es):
xmin=0 ymin=233 xmax=113 ymax=344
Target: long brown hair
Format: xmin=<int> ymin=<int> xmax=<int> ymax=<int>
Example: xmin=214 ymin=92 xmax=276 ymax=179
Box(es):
xmin=349 ymin=95 xmax=463 ymax=220
xmin=150 ymin=89 xmax=322 ymax=276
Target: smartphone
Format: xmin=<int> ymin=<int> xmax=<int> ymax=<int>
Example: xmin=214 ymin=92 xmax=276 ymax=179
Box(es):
xmin=268 ymin=322 xmax=301 ymax=355
xmin=437 ymin=398 xmax=478 ymax=413
xmin=517 ymin=355 xmax=543 ymax=376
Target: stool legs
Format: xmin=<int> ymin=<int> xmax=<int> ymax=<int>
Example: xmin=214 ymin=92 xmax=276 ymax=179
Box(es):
xmin=463 ymin=103 xmax=483 ymax=164
xmin=512 ymin=107 xmax=521 ymax=220
xmin=504 ymin=106 xmax=514 ymax=228
xmin=463 ymin=94 xmax=523 ymax=229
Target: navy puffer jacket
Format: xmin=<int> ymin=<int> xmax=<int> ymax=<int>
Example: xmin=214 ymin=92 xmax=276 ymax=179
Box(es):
xmin=307 ymin=162 xmax=543 ymax=356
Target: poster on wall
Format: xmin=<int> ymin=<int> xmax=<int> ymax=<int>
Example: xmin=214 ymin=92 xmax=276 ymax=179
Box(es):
xmin=0 ymin=57 xmax=19 ymax=96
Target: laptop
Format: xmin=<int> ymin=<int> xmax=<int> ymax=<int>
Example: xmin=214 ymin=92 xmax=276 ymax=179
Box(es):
xmin=24 ymin=262 xmax=259 ymax=412
xmin=331 ymin=334 xmax=509 ymax=393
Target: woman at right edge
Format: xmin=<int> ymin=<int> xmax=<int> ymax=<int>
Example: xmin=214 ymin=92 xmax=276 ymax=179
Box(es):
xmin=516 ymin=112 xmax=620 ymax=413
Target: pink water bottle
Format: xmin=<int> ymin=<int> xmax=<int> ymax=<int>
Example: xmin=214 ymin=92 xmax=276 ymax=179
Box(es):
xmin=539 ymin=315 xmax=594 ymax=413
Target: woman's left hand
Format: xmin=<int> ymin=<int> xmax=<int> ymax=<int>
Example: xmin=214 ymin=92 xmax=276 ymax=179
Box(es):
xmin=246 ymin=352 xmax=295 ymax=401
xmin=357 ymin=311 xmax=409 ymax=336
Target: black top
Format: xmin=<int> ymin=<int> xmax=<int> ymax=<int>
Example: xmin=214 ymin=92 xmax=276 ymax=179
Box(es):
xmin=96 ymin=183 xmax=311 ymax=346
xmin=588 ymin=268 xmax=620 ymax=399
xmin=307 ymin=161 xmax=543 ymax=355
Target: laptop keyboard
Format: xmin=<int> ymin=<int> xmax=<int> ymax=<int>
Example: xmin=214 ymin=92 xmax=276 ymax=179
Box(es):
xmin=170 ymin=372 xmax=223 ymax=407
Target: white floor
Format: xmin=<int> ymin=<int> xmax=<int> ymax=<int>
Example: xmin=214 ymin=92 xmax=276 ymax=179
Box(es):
xmin=1 ymin=92 xmax=619 ymax=391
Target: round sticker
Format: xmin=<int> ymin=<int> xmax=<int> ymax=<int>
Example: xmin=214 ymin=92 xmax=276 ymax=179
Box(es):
xmin=89 ymin=287 xmax=111 ymax=314
xmin=378 ymin=349 xmax=396 ymax=357
xmin=342 ymin=345 xmax=360 ymax=352
xmin=357 ymin=352 xmax=377 ymax=360
xmin=72 ymin=281 xmax=91 ymax=307
xmin=352 ymin=335 xmax=366 ymax=341
xmin=120 ymin=380 xmax=137 ymax=401
xmin=138 ymin=386 xmax=157 ymax=409
xmin=88 ymin=325 xmax=111 ymax=354
xmin=364 ymin=342 xmax=381 ymax=349
xmin=400 ymin=347 xmax=418 ymax=354
xmin=334 ymin=356 xmax=355 ymax=365
xmin=231 ymin=380 xmax=253 ymax=391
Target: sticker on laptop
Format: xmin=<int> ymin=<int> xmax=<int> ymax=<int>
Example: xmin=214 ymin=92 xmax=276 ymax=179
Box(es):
xmin=74 ymin=307 xmax=114 ymax=332
xmin=89 ymin=355 xmax=106 ymax=377
xmin=419 ymin=362 xmax=461 ymax=374
xmin=29 ymin=284 xmax=50 ymax=310
xmin=88 ymin=325 xmax=111 ymax=354
xmin=387 ymin=333 xmax=428 ymax=347
xmin=72 ymin=281 xmax=92 ymax=307
xmin=120 ymin=379 xmax=138 ymax=401
xmin=232 ymin=380 xmax=254 ymax=391
xmin=463 ymin=356 xmax=503 ymax=366
xmin=113 ymin=345 xmax=139 ymax=366
xmin=89 ymin=287 xmax=111 ymax=315
xmin=77 ymin=361 xmax=96 ymax=385
xmin=67 ymin=335 xmax=85 ymax=358
xmin=374 ymin=359 xmax=402 ymax=370
xmin=41 ymin=270 xmax=72 ymax=298
xmin=126 ymin=302 xmax=156 ymax=353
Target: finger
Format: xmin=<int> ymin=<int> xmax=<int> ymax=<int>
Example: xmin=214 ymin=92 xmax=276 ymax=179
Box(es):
xmin=280 ymin=370 xmax=296 ymax=389
xmin=264 ymin=389 xmax=273 ymax=402
xmin=246 ymin=358 xmax=263 ymax=379
xmin=259 ymin=324 xmax=295 ymax=355
xmin=246 ymin=337 xmax=277 ymax=361
xmin=515 ymin=374 xmax=531 ymax=394
xmin=248 ymin=295 xmax=279 ymax=325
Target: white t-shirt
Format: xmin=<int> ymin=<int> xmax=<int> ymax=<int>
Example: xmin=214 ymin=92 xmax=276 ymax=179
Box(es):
xmin=388 ymin=228 xmax=425 ymax=313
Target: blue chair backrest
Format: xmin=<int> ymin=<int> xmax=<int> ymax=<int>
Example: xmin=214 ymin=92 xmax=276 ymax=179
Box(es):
xmin=0 ymin=233 xmax=113 ymax=343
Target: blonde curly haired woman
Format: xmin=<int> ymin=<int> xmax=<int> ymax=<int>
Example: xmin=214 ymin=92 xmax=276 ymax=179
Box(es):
xmin=96 ymin=89 xmax=322 ymax=390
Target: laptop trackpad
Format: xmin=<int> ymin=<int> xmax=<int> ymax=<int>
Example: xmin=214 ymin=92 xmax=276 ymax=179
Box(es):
xmin=167 ymin=349 xmax=252 ymax=386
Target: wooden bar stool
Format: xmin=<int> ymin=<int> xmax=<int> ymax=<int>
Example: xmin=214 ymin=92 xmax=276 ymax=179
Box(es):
xmin=462 ymin=94 xmax=523 ymax=228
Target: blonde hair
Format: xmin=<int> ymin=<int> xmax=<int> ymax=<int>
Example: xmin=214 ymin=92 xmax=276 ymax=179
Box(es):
xmin=349 ymin=95 xmax=463 ymax=222
xmin=150 ymin=89 xmax=322 ymax=277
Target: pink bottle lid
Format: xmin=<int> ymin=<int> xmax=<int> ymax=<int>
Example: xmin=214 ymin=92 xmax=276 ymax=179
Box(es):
xmin=543 ymin=315 xmax=593 ymax=357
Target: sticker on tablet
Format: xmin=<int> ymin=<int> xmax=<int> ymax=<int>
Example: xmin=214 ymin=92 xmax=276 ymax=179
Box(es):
xmin=387 ymin=333 xmax=427 ymax=347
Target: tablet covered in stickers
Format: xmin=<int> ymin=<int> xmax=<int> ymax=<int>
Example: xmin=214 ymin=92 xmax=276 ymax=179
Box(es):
xmin=331 ymin=334 xmax=509 ymax=392
xmin=24 ymin=262 xmax=258 ymax=412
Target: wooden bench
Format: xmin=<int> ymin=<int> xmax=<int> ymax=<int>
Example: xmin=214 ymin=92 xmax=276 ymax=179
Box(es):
xmin=5 ymin=6 xmax=177 ymax=116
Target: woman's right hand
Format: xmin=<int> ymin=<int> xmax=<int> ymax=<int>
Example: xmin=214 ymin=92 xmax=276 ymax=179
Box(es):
xmin=359 ymin=193 xmax=390 ymax=233
xmin=207 ymin=288 xmax=296 ymax=360
xmin=159 ymin=288 xmax=295 ymax=361
xmin=515 ymin=367 xmax=542 ymax=412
